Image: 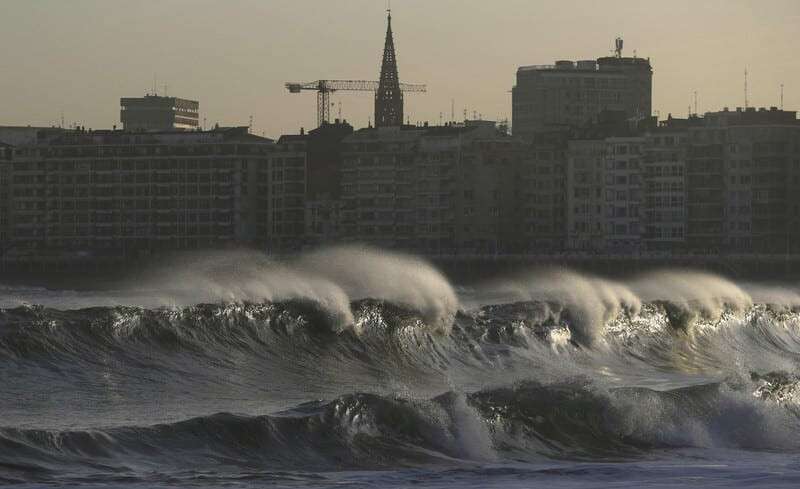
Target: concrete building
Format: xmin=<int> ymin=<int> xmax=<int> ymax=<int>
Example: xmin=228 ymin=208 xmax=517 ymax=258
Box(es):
xmin=566 ymin=113 xmax=651 ymax=253
xmin=512 ymin=48 xmax=652 ymax=139
xmin=0 ymin=126 xmax=272 ymax=269
xmin=566 ymin=139 xmax=607 ymax=251
xmin=641 ymin=118 xmax=696 ymax=252
xmin=686 ymin=107 xmax=800 ymax=254
xmin=262 ymin=134 xmax=307 ymax=252
xmin=519 ymin=132 xmax=568 ymax=253
xmin=120 ymin=95 xmax=200 ymax=131
xmin=338 ymin=121 xmax=524 ymax=255
xmin=0 ymin=126 xmax=64 ymax=146
xmin=602 ymin=136 xmax=645 ymax=252
xmin=304 ymin=121 xmax=354 ymax=247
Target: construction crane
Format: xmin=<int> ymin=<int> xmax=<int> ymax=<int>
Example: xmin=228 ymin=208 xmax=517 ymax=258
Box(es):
xmin=285 ymin=79 xmax=426 ymax=127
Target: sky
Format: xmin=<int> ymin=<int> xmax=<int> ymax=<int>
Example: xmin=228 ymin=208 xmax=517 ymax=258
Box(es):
xmin=1 ymin=0 xmax=799 ymax=138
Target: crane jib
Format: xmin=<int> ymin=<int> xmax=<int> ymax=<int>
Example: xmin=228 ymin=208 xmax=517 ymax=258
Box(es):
xmin=284 ymin=80 xmax=426 ymax=126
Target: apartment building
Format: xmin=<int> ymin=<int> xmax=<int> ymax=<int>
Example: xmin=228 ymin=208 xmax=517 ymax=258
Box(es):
xmin=602 ymin=137 xmax=645 ymax=251
xmin=641 ymin=120 xmax=692 ymax=252
xmin=262 ymin=134 xmax=307 ymax=252
xmin=686 ymin=108 xmax=800 ymax=253
xmin=566 ymin=139 xmax=606 ymax=250
xmin=512 ymin=53 xmax=652 ymax=139
xmin=0 ymin=126 xmax=272 ymax=268
xmin=338 ymin=121 xmax=525 ymax=254
xmin=120 ymin=95 xmax=200 ymax=131
xmin=519 ymin=132 xmax=567 ymax=253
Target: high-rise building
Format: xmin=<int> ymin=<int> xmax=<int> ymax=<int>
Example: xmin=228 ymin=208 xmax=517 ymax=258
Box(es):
xmin=262 ymin=134 xmax=307 ymax=252
xmin=374 ymin=11 xmax=403 ymax=128
xmin=339 ymin=121 xmax=524 ymax=254
xmin=518 ymin=132 xmax=568 ymax=253
xmin=686 ymin=107 xmax=800 ymax=253
xmin=120 ymin=95 xmax=200 ymax=131
xmin=566 ymin=139 xmax=607 ymax=251
xmin=0 ymin=126 xmax=272 ymax=269
xmin=512 ymin=44 xmax=652 ymax=139
xmin=641 ymin=118 xmax=695 ymax=252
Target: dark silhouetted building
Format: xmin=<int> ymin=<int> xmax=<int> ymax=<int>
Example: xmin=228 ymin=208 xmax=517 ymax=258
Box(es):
xmin=339 ymin=121 xmax=526 ymax=255
xmin=0 ymin=126 xmax=272 ymax=269
xmin=686 ymin=107 xmax=800 ymax=254
xmin=120 ymin=95 xmax=200 ymax=131
xmin=513 ymin=45 xmax=652 ymax=139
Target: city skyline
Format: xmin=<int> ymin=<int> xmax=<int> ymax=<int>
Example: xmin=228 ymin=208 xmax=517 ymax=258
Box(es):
xmin=2 ymin=0 xmax=798 ymax=137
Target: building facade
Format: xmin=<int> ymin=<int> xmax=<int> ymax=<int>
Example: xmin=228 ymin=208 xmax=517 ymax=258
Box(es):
xmin=513 ymin=54 xmax=652 ymax=139
xmin=120 ymin=95 xmax=200 ymax=131
xmin=641 ymin=121 xmax=692 ymax=252
xmin=686 ymin=108 xmax=800 ymax=253
xmin=0 ymin=127 xmax=271 ymax=268
xmin=337 ymin=121 xmax=526 ymax=255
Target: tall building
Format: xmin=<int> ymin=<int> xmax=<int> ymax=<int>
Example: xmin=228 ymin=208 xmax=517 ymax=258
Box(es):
xmin=566 ymin=139 xmax=607 ymax=251
xmin=519 ymin=131 xmax=568 ymax=253
xmin=339 ymin=121 xmax=524 ymax=254
xmin=304 ymin=120 xmax=354 ymax=247
xmin=262 ymin=134 xmax=307 ymax=252
xmin=120 ymin=95 xmax=200 ymax=131
xmin=374 ymin=11 xmax=403 ymax=128
xmin=641 ymin=118 xmax=695 ymax=252
xmin=512 ymin=43 xmax=652 ymax=139
xmin=686 ymin=107 xmax=800 ymax=253
xmin=0 ymin=126 xmax=272 ymax=269
xmin=603 ymin=136 xmax=645 ymax=252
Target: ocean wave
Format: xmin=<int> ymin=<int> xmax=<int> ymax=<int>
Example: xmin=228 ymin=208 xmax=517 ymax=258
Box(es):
xmin=3 ymin=377 xmax=800 ymax=483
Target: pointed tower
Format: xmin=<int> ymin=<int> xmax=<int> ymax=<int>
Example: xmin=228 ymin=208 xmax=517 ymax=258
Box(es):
xmin=374 ymin=10 xmax=403 ymax=127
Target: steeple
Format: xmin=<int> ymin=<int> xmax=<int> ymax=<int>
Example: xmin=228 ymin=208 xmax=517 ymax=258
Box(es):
xmin=374 ymin=9 xmax=403 ymax=127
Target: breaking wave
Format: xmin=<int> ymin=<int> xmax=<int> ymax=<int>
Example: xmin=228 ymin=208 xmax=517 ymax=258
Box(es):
xmin=4 ymin=378 xmax=800 ymax=484
xmin=4 ymin=248 xmax=800 ymax=484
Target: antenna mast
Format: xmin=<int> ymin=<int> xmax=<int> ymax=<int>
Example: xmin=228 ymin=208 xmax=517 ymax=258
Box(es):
xmin=744 ymin=68 xmax=749 ymax=109
xmin=693 ymin=90 xmax=698 ymax=115
xmin=780 ymin=84 xmax=784 ymax=110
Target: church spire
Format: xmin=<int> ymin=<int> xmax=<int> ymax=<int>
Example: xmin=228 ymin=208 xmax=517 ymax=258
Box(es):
xmin=375 ymin=9 xmax=403 ymax=127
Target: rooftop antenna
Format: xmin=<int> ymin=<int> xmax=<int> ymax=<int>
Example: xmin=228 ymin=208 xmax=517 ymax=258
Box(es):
xmin=615 ymin=37 xmax=623 ymax=58
xmin=153 ymin=74 xmax=157 ymax=96
xmin=439 ymin=112 xmax=443 ymax=126
xmin=451 ymin=99 xmax=455 ymax=122
xmin=338 ymin=101 xmax=342 ymax=119
xmin=780 ymin=83 xmax=784 ymax=110
xmin=694 ymin=90 xmax=698 ymax=115
xmin=60 ymin=111 xmax=65 ymax=129
xmin=249 ymin=115 xmax=253 ymax=133
xmin=744 ymin=68 xmax=749 ymax=109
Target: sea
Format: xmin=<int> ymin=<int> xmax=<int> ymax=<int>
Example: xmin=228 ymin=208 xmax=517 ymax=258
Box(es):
xmin=3 ymin=246 xmax=800 ymax=488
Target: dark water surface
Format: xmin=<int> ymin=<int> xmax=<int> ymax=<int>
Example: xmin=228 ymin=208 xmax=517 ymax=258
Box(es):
xmin=3 ymin=248 xmax=800 ymax=487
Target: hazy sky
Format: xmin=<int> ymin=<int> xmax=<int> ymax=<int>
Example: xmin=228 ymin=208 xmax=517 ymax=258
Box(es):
xmin=2 ymin=0 xmax=798 ymax=138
